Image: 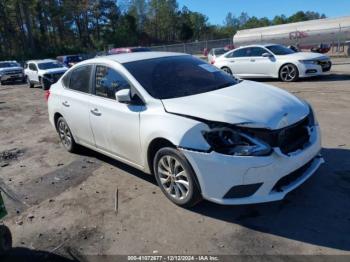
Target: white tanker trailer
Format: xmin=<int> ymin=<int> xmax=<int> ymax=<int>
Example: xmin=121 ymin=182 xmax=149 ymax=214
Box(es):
xmin=233 ymin=16 xmax=350 ymax=55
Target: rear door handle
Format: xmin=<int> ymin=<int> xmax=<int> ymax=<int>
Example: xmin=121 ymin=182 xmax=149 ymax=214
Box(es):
xmin=62 ymin=101 xmax=70 ymax=107
xmin=90 ymin=108 xmax=101 ymax=116
xmin=250 ymin=59 xmax=256 ymax=62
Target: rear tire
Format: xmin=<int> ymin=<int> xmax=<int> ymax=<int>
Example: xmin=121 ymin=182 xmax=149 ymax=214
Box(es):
xmin=0 ymin=225 xmax=12 ymax=256
xmin=279 ymin=63 xmax=299 ymax=82
xmin=221 ymin=66 xmax=233 ymax=75
xmin=56 ymin=117 xmax=77 ymax=152
xmin=153 ymin=147 xmax=202 ymax=207
xmin=26 ymin=77 xmax=34 ymax=88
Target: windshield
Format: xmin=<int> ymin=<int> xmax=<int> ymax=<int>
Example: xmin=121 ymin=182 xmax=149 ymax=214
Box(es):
xmin=0 ymin=62 xmax=19 ymax=68
xmin=123 ymin=55 xmax=237 ymax=99
xmin=213 ymin=48 xmax=227 ymax=56
xmin=67 ymin=56 xmax=82 ymax=63
xmin=38 ymin=62 xmax=64 ymax=70
xmin=131 ymin=47 xmax=151 ymax=52
xmin=266 ymin=45 xmax=296 ymax=55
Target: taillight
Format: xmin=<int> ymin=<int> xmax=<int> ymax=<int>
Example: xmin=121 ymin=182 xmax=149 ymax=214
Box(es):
xmin=45 ymin=90 xmax=50 ymax=102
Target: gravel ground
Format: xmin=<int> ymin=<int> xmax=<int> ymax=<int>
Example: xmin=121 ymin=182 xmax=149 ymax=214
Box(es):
xmin=0 ymin=58 xmax=350 ymax=260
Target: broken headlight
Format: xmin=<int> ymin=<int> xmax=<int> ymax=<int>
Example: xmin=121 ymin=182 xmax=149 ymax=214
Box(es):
xmin=202 ymin=127 xmax=271 ymax=156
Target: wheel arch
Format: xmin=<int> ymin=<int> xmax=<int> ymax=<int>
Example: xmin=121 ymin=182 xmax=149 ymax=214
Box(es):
xmin=147 ymin=138 xmax=175 ymax=175
xmin=53 ymin=112 xmax=63 ymax=130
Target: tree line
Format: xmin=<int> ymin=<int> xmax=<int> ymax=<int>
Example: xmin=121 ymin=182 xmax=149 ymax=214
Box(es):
xmin=0 ymin=0 xmax=326 ymax=60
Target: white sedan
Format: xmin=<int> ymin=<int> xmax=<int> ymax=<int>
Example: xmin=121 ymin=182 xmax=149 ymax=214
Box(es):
xmin=214 ymin=44 xmax=332 ymax=82
xmin=48 ymin=52 xmax=324 ymax=207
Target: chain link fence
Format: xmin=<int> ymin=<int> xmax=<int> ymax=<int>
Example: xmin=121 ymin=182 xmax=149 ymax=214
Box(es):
xmin=149 ymin=38 xmax=233 ymax=55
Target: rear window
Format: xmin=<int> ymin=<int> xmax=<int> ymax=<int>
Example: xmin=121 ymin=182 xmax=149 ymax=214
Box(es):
xmin=213 ymin=48 xmax=227 ymax=56
xmin=123 ymin=55 xmax=237 ymax=99
xmin=68 ymin=65 xmax=92 ymax=93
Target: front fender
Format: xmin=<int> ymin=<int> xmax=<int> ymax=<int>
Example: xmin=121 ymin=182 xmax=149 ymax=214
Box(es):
xmin=140 ymin=110 xmax=211 ymax=172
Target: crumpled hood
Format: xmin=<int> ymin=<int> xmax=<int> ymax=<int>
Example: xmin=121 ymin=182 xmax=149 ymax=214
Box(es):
xmin=39 ymin=68 xmax=67 ymax=75
xmin=162 ymin=80 xmax=309 ymax=130
xmin=280 ymin=52 xmax=329 ymax=61
xmin=0 ymin=66 xmax=23 ymax=73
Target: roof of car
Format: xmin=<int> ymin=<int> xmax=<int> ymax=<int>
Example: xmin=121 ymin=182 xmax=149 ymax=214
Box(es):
xmin=26 ymin=59 xmax=57 ymax=64
xmin=84 ymin=51 xmax=188 ymax=64
xmin=236 ymin=43 xmax=280 ymax=49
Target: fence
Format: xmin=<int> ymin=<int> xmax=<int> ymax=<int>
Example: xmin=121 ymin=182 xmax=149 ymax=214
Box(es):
xmin=149 ymin=38 xmax=233 ymax=55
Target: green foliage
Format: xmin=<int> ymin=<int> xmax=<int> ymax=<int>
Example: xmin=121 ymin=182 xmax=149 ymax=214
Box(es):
xmin=0 ymin=1 xmax=326 ymax=60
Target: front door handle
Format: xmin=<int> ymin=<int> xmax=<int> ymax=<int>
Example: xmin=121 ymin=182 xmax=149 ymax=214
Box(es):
xmin=250 ymin=59 xmax=256 ymax=62
xmin=62 ymin=101 xmax=70 ymax=107
xmin=90 ymin=108 xmax=101 ymax=116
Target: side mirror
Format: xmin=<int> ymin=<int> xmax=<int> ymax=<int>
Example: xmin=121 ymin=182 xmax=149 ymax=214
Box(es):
xmin=262 ymin=53 xmax=273 ymax=58
xmin=115 ymin=89 xmax=131 ymax=103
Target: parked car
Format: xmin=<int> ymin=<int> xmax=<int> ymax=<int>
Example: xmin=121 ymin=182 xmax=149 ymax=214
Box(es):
xmin=48 ymin=52 xmax=323 ymax=207
xmin=108 ymin=47 xmax=151 ymax=55
xmin=24 ymin=59 xmax=68 ymax=90
xmin=0 ymin=61 xmax=25 ymax=85
xmin=56 ymin=55 xmax=83 ymax=68
xmin=208 ymin=47 xmax=231 ymax=64
xmin=214 ymin=44 xmax=332 ymax=82
xmin=0 ymin=190 xmax=12 ymax=256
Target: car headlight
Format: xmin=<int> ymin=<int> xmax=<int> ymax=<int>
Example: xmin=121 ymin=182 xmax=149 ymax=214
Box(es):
xmin=43 ymin=74 xmax=53 ymax=81
xmin=299 ymin=60 xmax=318 ymax=65
xmin=202 ymin=127 xmax=271 ymax=156
xmin=307 ymin=104 xmax=318 ymax=126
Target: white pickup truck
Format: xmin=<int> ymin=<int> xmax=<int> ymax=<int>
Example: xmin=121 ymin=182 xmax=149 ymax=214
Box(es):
xmin=0 ymin=61 xmax=25 ymax=85
xmin=24 ymin=59 xmax=68 ymax=90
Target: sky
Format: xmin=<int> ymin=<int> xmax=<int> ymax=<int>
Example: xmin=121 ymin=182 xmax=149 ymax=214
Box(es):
xmin=177 ymin=0 xmax=350 ymax=25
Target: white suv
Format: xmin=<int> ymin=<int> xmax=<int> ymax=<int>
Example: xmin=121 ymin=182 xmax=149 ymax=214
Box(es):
xmin=0 ymin=61 xmax=25 ymax=85
xmin=48 ymin=52 xmax=323 ymax=207
xmin=25 ymin=59 xmax=68 ymax=90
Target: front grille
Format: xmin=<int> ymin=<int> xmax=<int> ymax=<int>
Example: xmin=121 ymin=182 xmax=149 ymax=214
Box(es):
xmin=51 ymin=73 xmax=64 ymax=82
xmin=244 ymin=117 xmax=310 ymax=154
xmin=317 ymin=60 xmax=332 ymax=72
xmin=272 ymin=158 xmax=314 ymax=192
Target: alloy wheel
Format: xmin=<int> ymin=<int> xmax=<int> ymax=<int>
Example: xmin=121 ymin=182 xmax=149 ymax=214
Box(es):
xmin=157 ymin=155 xmax=190 ymax=200
xmin=280 ymin=64 xmax=297 ymax=82
xmin=58 ymin=120 xmax=72 ymax=149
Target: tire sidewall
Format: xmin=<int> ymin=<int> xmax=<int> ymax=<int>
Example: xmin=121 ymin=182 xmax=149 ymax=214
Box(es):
xmin=153 ymin=147 xmax=201 ymax=207
xmin=221 ymin=67 xmax=232 ymax=75
xmin=0 ymin=225 xmax=12 ymax=256
xmin=57 ymin=117 xmax=75 ymax=152
xmin=279 ymin=63 xmax=299 ymax=82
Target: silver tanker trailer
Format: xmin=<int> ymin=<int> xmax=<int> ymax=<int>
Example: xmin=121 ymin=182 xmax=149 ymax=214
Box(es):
xmin=233 ymin=16 xmax=350 ymax=55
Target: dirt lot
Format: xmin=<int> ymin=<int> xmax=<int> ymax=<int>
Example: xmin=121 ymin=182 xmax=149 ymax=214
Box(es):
xmin=1 ymin=58 xmax=350 ymax=259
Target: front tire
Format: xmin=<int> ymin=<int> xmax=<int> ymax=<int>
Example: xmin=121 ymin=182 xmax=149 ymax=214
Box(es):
xmin=0 ymin=225 xmax=12 ymax=256
xmin=279 ymin=63 xmax=299 ymax=82
xmin=221 ymin=66 xmax=233 ymax=75
xmin=56 ymin=117 xmax=76 ymax=152
xmin=153 ymin=147 xmax=202 ymax=207
xmin=26 ymin=77 xmax=34 ymax=88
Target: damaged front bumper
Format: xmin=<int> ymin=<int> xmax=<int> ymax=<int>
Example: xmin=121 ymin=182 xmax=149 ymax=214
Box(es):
xmin=181 ymin=125 xmax=323 ymax=205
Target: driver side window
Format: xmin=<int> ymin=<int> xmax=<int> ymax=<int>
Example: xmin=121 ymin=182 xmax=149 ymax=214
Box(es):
xmin=94 ymin=66 xmax=130 ymax=100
